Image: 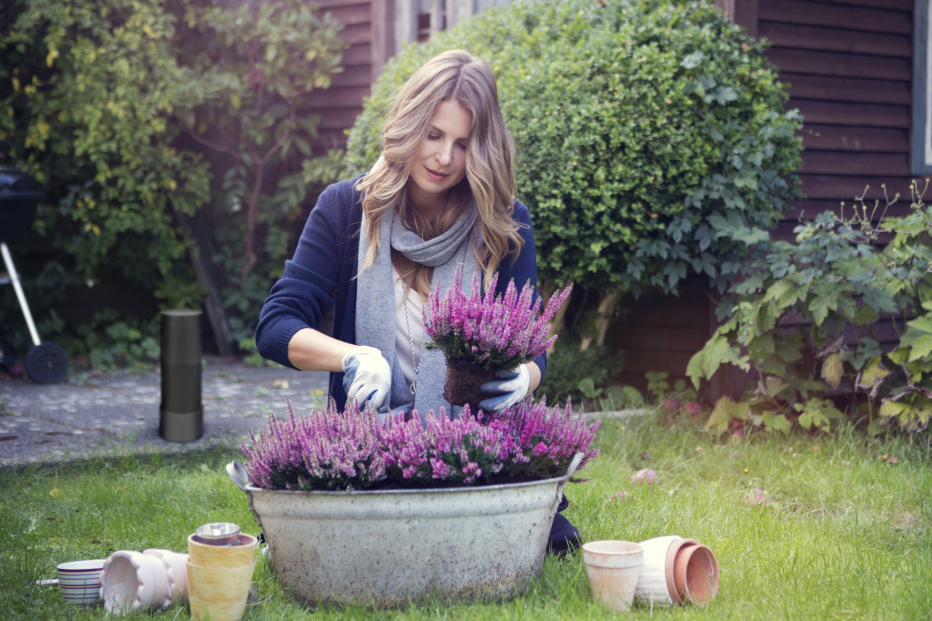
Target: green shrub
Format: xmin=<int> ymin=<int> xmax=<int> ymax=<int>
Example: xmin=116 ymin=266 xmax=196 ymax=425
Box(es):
xmin=345 ymin=0 xmax=802 ymax=341
xmin=538 ymin=339 xmax=625 ymax=408
xmin=687 ymin=183 xmax=932 ymax=435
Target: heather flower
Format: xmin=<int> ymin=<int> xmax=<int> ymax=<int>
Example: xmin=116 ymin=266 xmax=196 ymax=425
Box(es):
xmin=424 ymin=265 xmax=573 ymax=371
xmin=243 ymin=398 xmax=600 ymax=491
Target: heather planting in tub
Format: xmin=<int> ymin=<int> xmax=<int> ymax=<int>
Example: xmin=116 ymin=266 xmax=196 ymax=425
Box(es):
xmin=241 ymin=399 xmax=599 ymax=491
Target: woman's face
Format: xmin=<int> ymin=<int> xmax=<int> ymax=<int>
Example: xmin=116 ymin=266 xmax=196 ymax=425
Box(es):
xmin=406 ymin=99 xmax=472 ymax=218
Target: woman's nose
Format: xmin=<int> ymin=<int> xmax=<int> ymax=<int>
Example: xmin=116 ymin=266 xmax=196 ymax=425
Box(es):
xmin=435 ymin=144 xmax=453 ymax=165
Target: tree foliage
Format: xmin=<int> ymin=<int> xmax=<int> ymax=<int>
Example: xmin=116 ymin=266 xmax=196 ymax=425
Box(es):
xmin=0 ymin=0 xmax=345 ymax=359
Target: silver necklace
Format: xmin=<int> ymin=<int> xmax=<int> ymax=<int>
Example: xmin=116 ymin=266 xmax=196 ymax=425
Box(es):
xmin=399 ymin=268 xmax=420 ymax=394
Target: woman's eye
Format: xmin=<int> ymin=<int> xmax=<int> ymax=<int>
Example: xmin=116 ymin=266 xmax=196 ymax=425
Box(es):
xmin=427 ymin=134 xmax=440 ymax=141
xmin=456 ymin=142 xmax=467 ymax=151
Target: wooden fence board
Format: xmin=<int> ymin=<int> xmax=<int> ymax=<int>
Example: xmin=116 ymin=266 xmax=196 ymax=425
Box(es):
xmin=800 ymin=151 xmax=910 ymax=176
xmin=800 ymin=125 xmax=909 ymax=152
xmin=795 ymin=174 xmax=919 ymax=200
xmin=782 ymin=73 xmax=910 ymax=105
xmin=766 ymin=48 xmax=911 ymax=80
xmin=791 ymin=100 xmax=909 ymax=127
xmin=811 ymin=0 xmax=910 ymax=10
xmin=305 ymin=86 xmax=371 ymax=109
xmin=758 ymin=22 xmax=910 ymax=57
xmin=330 ymin=65 xmax=373 ymax=88
xmin=758 ymin=0 xmax=911 ymax=35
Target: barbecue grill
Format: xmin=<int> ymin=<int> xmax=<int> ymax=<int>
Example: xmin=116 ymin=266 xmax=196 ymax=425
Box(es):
xmin=0 ymin=166 xmax=68 ymax=383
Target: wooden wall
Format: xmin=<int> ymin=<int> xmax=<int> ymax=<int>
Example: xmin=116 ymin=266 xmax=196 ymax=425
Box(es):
xmin=758 ymin=0 xmax=917 ymax=238
xmin=305 ymin=1 xmax=393 ymax=152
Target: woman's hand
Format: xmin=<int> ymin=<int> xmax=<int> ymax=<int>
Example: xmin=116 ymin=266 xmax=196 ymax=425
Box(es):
xmin=342 ymin=346 xmax=392 ymax=410
xmin=478 ymin=362 xmax=539 ymax=413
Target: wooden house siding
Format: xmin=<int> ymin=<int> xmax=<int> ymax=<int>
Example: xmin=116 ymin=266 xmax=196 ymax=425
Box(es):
xmin=759 ymin=0 xmax=917 ymax=239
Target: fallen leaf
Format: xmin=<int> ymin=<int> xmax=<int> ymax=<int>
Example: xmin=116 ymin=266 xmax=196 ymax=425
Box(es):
xmin=630 ymin=468 xmax=656 ymax=485
xmin=271 ymin=379 xmax=290 ymax=390
xmin=50 ymin=488 xmax=62 ymax=498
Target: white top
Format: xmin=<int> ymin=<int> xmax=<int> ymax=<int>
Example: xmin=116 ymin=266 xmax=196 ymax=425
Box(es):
xmin=392 ymin=266 xmax=425 ymax=392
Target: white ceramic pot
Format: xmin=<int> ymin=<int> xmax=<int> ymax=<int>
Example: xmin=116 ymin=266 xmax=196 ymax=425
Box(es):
xmin=581 ymin=540 xmax=644 ymax=613
xmin=143 ymin=548 xmax=190 ymax=604
xmin=226 ymin=453 xmax=583 ymax=607
xmin=633 ymin=535 xmax=680 ymax=607
xmin=100 ymin=550 xmax=172 ymax=615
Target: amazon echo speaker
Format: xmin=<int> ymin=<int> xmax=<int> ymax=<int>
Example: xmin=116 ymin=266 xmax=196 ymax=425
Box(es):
xmin=159 ymin=309 xmax=203 ymax=442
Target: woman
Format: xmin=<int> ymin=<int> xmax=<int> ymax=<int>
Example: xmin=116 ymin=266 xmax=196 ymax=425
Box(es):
xmin=256 ymin=50 xmax=578 ymax=553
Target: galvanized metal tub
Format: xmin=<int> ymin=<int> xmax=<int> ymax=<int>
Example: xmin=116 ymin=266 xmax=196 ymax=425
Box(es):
xmin=226 ymin=453 xmax=582 ymax=607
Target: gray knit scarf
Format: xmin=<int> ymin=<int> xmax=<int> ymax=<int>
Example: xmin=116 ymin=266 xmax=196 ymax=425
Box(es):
xmin=356 ymin=205 xmax=479 ymax=418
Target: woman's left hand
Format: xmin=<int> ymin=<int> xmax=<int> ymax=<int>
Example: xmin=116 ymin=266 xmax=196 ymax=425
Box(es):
xmin=478 ymin=365 xmax=531 ymax=413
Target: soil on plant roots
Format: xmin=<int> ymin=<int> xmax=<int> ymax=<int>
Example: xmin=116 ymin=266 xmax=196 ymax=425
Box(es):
xmin=444 ymin=357 xmax=498 ymax=414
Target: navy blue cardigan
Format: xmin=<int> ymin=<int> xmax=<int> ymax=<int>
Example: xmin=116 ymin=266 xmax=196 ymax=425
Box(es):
xmin=255 ymin=176 xmax=547 ymax=410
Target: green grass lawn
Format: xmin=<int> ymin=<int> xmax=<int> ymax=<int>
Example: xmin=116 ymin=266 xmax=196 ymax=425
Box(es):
xmin=2 ymin=411 xmax=930 ymax=620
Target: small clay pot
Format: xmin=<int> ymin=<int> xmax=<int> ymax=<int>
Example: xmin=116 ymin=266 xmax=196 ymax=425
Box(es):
xmin=581 ymin=540 xmax=644 ymax=613
xmin=186 ymin=560 xmax=255 ymax=621
xmin=673 ymin=543 xmax=719 ymax=606
xmin=443 ymin=358 xmax=498 ymax=413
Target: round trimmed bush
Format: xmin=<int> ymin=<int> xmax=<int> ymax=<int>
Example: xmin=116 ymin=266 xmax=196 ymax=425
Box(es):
xmin=345 ymin=0 xmax=802 ymax=297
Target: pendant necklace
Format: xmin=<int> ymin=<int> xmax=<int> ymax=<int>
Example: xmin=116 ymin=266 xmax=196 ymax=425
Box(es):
xmin=399 ymin=268 xmax=420 ymax=394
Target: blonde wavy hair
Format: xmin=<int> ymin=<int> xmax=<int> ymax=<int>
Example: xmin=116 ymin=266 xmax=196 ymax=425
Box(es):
xmin=355 ymin=49 xmax=523 ymax=297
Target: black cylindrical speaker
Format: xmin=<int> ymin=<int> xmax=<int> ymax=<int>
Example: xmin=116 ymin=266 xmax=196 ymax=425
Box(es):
xmin=159 ymin=309 xmax=203 ymax=442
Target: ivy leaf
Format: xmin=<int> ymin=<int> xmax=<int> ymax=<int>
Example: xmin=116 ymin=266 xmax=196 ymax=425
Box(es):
xmin=902 ymin=314 xmax=932 ymax=362
xmin=821 ymin=353 xmax=844 ymax=389
xmin=705 ymin=396 xmax=749 ymax=435
xmin=761 ymin=411 xmax=792 ymax=434
xmin=794 ymin=398 xmax=841 ymax=432
xmin=686 ymin=334 xmax=749 ymax=387
xmin=858 ymin=356 xmax=890 ymax=388
xmin=807 ymin=286 xmax=842 ymax=325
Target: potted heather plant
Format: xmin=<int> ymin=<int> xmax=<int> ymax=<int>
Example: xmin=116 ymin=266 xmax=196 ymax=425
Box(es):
xmin=228 ymin=397 xmax=599 ymax=606
xmin=425 ymin=265 xmax=573 ymax=412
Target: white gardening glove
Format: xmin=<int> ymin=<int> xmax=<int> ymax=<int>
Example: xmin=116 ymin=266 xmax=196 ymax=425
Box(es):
xmin=478 ymin=365 xmax=531 ymax=413
xmin=342 ymin=346 xmax=391 ymax=411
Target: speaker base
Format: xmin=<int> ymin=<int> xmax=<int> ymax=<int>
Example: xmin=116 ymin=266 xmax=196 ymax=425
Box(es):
xmin=159 ymin=408 xmax=204 ymax=442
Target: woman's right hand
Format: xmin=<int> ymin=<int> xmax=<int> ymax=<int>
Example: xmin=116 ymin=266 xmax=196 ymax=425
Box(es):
xmin=341 ymin=346 xmax=391 ymax=410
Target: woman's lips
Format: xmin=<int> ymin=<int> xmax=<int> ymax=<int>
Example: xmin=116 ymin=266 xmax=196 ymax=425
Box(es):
xmin=425 ymin=167 xmax=447 ymax=182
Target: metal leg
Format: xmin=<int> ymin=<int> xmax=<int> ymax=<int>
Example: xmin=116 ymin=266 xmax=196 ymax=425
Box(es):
xmin=0 ymin=241 xmax=41 ymax=347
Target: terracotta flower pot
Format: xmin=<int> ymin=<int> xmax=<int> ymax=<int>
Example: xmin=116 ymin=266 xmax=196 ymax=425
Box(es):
xmin=443 ymin=357 xmax=498 ymax=413
xmin=672 ymin=542 xmax=719 ymax=606
xmin=581 ymin=541 xmax=644 ymax=613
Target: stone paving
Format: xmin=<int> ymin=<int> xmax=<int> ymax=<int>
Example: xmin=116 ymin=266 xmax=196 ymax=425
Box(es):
xmin=0 ymin=357 xmax=330 ymax=467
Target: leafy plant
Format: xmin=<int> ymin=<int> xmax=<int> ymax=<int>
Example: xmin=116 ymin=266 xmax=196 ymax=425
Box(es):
xmin=345 ymin=0 xmax=802 ymax=351
xmin=0 ymin=0 xmax=347 ymax=359
xmin=688 ymin=182 xmax=932 ymax=434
